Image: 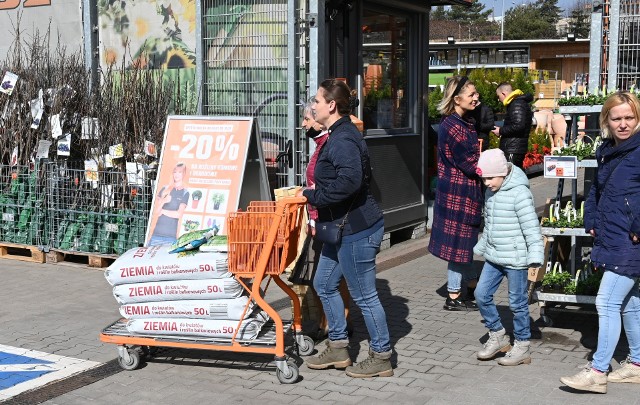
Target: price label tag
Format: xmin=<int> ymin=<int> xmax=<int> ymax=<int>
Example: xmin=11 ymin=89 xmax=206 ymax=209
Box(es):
xmin=543 ymin=156 xmax=578 ymax=179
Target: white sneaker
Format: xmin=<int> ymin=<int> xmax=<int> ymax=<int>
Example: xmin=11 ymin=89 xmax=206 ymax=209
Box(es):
xmin=560 ymin=363 xmax=607 ymax=393
xmin=608 ymin=356 xmax=640 ymax=383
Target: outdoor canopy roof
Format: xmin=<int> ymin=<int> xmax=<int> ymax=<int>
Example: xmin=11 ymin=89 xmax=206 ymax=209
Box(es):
xmin=369 ymin=1 xmax=473 ymax=12
xmin=428 ymin=0 xmax=474 ymax=6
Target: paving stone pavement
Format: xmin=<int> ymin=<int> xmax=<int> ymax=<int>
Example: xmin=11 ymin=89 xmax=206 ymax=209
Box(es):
xmin=0 ymin=234 xmax=639 ymax=405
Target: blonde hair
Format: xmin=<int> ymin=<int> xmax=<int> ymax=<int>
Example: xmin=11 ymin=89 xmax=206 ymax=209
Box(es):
xmin=599 ymin=91 xmax=640 ymax=139
xmin=437 ymin=76 xmax=475 ymax=116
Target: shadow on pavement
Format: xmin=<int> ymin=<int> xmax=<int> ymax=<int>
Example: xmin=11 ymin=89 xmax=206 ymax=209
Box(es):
xmin=346 ymin=278 xmax=411 ymax=367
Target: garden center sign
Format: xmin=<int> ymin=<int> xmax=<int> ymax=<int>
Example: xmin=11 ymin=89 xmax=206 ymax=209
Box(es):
xmin=145 ymin=116 xmax=271 ymax=244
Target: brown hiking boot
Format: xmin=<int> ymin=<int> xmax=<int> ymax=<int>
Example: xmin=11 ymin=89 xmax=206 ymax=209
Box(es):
xmin=345 ymin=349 xmax=393 ymax=378
xmin=305 ymin=340 xmax=351 ymax=370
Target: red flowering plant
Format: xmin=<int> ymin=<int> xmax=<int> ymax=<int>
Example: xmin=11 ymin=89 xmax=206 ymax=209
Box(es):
xmin=524 ymin=129 xmax=553 ymax=169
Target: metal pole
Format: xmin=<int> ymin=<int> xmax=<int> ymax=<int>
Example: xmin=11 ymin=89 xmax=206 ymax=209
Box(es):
xmin=195 ymin=1 xmax=203 ymax=115
xmin=501 ymin=0 xmax=505 ymax=41
xmin=287 ymin=0 xmax=297 ymax=186
xmin=588 ymin=9 xmax=603 ymax=93
xmin=607 ymin=0 xmax=620 ymax=90
xmin=309 ymin=0 xmax=324 ymax=95
xmin=82 ymin=0 xmax=98 ymax=91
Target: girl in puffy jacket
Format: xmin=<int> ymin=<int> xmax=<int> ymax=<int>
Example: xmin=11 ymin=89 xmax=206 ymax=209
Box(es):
xmin=472 ymin=148 xmax=544 ymax=366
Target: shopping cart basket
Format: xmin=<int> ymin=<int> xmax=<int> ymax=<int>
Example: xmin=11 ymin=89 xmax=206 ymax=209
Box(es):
xmin=100 ymin=196 xmax=314 ymax=383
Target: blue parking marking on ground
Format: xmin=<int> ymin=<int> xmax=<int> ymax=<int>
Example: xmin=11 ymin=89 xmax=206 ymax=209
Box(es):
xmin=0 ymin=371 xmax=53 ymax=390
xmin=0 ymin=352 xmax=53 ymax=365
xmin=0 ymin=344 xmax=100 ymax=400
xmin=0 ymin=351 xmax=55 ymax=391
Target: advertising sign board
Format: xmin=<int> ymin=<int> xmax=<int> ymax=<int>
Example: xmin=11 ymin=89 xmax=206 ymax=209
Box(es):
xmin=145 ymin=116 xmax=270 ymax=246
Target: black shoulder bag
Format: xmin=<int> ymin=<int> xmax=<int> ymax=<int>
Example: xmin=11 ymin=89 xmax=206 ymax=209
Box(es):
xmin=313 ymin=128 xmax=369 ymax=245
xmin=314 ymin=198 xmax=356 ymax=245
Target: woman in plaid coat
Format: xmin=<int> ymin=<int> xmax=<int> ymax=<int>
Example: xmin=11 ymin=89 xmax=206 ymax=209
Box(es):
xmin=428 ymin=76 xmax=483 ymax=311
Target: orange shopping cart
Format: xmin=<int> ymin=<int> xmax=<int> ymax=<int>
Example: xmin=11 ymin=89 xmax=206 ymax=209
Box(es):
xmin=100 ymin=196 xmax=313 ymax=383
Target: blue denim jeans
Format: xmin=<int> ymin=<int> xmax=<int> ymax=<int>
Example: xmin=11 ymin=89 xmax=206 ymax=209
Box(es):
xmin=474 ymin=261 xmax=531 ymax=341
xmin=447 ymin=261 xmax=479 ymax=292
xmin=592 ymin=270 xmax=640 ymax=372
xmin=313 ymin=225 xmax=390 ymax=353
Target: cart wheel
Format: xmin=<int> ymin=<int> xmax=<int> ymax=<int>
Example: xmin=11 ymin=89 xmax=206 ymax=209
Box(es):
xmin=276 ymin=360 xmax=299 ymax=384
xmin=297 ymin=335 xmax=315 ymax=356
xmin=118 ymin=348 xmax=141 ymax=371
xmin=541 ymin=315 xmax=553 ymax=327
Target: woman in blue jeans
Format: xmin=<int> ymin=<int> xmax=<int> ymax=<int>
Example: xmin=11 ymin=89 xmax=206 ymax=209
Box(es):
xmin=561 ymin=92 xmax=640 ymax=394
xmin=297 ymin=79 xmax=392 ymax=378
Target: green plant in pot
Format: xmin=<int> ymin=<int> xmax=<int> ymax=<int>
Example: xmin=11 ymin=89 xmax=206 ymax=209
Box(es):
xmin=575 ymin=263 xmax=603 ymax=296
xmin=211 ymin=192 xmax=225 ymax=210
xmin=191 ymin=190 xmax=202 ymax=209
xmin=183 ymin=219 xmax=200 ymax=233
xmin=542 ymin=263 xmax=572 ymax=293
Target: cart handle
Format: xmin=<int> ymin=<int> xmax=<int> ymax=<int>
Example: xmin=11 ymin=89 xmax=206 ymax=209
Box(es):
xmin=276 ymin=196 xmax=307 ymax=205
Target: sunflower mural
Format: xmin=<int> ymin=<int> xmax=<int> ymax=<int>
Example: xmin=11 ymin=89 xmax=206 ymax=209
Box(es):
xmin=98 ymin=0 xmax=196 ymax=70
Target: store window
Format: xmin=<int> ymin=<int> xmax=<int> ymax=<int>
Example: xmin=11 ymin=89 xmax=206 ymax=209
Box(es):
xmin=498 ymin=49 xmax=528 ymax=64
xmin=362 ymin=9 xmax=409 ymax=130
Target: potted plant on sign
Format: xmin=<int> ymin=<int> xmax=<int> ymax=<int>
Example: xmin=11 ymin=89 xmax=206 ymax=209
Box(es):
xmin=191 ymin=190 xmax=202 ymax=209
xmin=211 ymin=192 xmax=225 ymax=211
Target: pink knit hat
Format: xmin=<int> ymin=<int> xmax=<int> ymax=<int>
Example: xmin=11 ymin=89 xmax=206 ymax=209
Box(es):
xmin=477 ymin=148 xmax=508 ymax=177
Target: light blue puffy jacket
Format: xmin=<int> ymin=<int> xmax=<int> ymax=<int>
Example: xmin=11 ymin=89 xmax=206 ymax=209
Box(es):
xmin=474 ymin=164 xmax=544 ymax=269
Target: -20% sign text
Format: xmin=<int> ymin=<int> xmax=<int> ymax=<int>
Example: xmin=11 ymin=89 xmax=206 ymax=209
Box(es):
xmin=178 ymin=134 xmax=240 ymax=161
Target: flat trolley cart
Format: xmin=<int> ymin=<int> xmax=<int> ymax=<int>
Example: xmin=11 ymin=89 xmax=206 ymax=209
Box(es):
xmin=100 ymin=196 xmax=314 ymax=383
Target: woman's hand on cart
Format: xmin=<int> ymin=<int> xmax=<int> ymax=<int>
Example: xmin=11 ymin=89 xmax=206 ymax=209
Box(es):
xmin=295 ymin=185 xmax=313 ymax=198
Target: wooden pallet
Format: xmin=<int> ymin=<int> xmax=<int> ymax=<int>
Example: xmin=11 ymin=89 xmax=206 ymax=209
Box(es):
xmin=46 ymin=249 xmax=117 ymax=269
xmin=0 ymin=242 xmax=46 ymax=263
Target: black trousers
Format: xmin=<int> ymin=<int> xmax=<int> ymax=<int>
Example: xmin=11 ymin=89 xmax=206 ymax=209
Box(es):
xmin=505 ymin=153 xmax=526 ymax=170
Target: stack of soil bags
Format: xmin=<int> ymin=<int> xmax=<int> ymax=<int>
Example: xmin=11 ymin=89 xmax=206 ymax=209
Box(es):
xmin=105 ymin=243 xmax=268 ymax=340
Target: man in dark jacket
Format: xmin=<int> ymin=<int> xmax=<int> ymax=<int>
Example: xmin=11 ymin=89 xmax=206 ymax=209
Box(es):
xmin=491 ymin=83 xmax=533 ymax=169
xmin=468 ymin=101 xmax=494 ymax=151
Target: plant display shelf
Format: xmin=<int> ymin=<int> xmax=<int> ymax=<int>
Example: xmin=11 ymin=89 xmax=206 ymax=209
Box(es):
xmin=533 ymin=290 xmax=597 ymax=327
xmin=578 ymin=159 xmax=597 ymax=168
xmin=558 ymin=105 xmax=603 ymax=115
xmin=534 ymin=291 xmax=596 ymax=304
xmin=541 ymin=227 xmax=591 ymax=237
xmin=535 ymin=107 xmax=601 ymax=326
